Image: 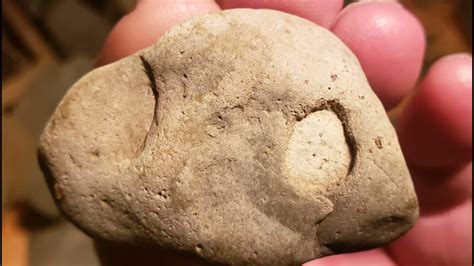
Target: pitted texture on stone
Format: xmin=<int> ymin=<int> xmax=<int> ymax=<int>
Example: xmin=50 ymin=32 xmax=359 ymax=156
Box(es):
xmin=39 ymin=9 xmax=418 ymax=266
xmin=285 ymin=110 xmax=351 ymax=189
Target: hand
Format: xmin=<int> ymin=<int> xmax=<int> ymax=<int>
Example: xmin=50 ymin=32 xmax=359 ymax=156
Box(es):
xmin=97 ymin=1 xmax=472 ymax=265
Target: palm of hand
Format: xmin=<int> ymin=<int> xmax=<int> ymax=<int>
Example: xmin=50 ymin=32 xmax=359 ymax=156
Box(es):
xmin=98 ymin=1 xmax=472 ymax=265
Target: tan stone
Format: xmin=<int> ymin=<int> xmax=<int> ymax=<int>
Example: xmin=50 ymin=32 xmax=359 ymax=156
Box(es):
xmin=39 ymin=9 xmax=418 ymax=265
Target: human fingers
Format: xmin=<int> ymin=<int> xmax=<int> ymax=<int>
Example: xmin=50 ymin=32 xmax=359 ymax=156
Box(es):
xmin=398 ymin=54 xmax=472 ymax=169
xmin=331 ymin=2 xmax=425 ymax=110
xmin=216 ymin=0 xmax=343 ymax=28
xmin=397 ymin=54 xmax=472 ymax=214
xmin=303 ymin=248 xmax=395 ymax=266
xmin=387 ymin=200 xmax=472 ymax=265
xmin=96 ymin=0 xmax=220 ymax=66
xmin=411 ymin=163 xmax=472 ymax=214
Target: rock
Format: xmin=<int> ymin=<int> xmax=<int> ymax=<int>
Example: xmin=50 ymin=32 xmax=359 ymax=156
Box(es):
xmin=39 ymin=9 xmax=418 ymax=265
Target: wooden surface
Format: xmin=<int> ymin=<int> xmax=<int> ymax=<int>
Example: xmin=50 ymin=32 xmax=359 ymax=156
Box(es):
xmin=2 ymin=0 xmax=57 ymax=112
xmin=402 ymin=0 xmax=472 ymax=70
xmin=2 ymin=209 xmax=29 ymax=266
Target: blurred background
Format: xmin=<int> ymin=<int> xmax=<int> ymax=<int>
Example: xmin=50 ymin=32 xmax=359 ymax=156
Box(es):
xmin=2 ymin=0 xmax=472 ymax=265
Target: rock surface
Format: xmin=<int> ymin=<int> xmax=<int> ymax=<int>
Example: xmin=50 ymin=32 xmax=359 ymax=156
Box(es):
xmin=39 ymin=9 xmax=418 ymax=265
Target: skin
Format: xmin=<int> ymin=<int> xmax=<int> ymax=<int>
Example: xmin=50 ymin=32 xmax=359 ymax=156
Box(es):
xmin=96 ymin=0 xmax=472 ymax=265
